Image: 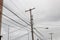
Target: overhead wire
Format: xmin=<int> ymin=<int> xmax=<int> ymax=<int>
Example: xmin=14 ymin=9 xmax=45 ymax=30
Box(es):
xmin=2 ymin=0 xmax=45 ymax=38
xmin=12 ymin=32 xmax=30 ymax=40
xmin=2 ymin=18 xmax=30 ymax=33
xmin=3 ymin=14 xmax=30 ymax=31
xmin=2 ymin=22 xmax=21 ymax=30
xmin=33 ymin=31 xmax=43 ymax=40
xmin=3 ymin=20 xmax=42 ymax=35
xmin=3 ymin=5 xmax=30 ymax=26
xmin=34 ymin=28 xmax=44 ymax=37
xmin=3 ymin=14 xmax=27 ymax=28
xmin=2 ymin=14 xmax=43 ymax=39
xmin=3 ymin=17 xmax=27 ymax=30
xmin=3 ymin=17 xmax=19 ymax=26
xmin=2 ymin=22 xmax=29 ymax=34
xmin=3 ymin=22 xmax=43 ymax=40
xmin=9 ymin=0 xmax=30 ymax=23
xmin=2 ymin=22 xmax=22 ymax=34
xmin=2 ymin=23 xmax=29 ymax=40
xmin=2 ymin=21 xmax=43 ymax=40
xmin=3 ymin=3 xmax=44 ymax=40
xmin=3 ymin=14 xmax=44 ymax=39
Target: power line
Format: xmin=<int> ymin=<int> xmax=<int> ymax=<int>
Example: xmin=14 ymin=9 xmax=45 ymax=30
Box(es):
xmin=2 ymin=1 xmax=45 ymax=40
xmin=3 ymin=23 xmax=42 ymax=40
xmin=3 ymin=23 xmax=43 ymax=40
xmin=3 ymin=4 xmax=43 ymax=39
xmin=25 ymin=8 xmax=44 ymax=40
xmin=3 ymin=17 xmax=26 ymax=29
xmin=33 ymin=31 xmax=43 ymax=40
xmin=1 ymin=1 xmax=43 ymax=40
xmin=2 ymin=22 xmax=29 ymax=34
xmin=3 ymin=15 xmax=44 ymax=36
xmin=3 ymin=5 xmax=30 ymax=26
xmin=2 ymin=8 xmax=43 ymax=39
xmin=3 ymin=14 xmax=27 ymax=27
xmin=3 ymin=14 xmax=30 ymax=31
xmin=10 ymin=29 xmax=21 ymax=34
xmin=2 ymin=22 xmax=22 ymax=34
xmin=2 ymin=22 xmax=20 ymax=30
xmin=34 ymin=28 xmax=44 ymax=37
xmin=9 ymin=0 xmax=30 ymax=23
xmin=3 ymin=14 xmax=44 ymax=40
xmin=3 ymin=22 xmax=43 ymax=40
xmin=2 ymin=18 xmax=30 ymax=32
xmin=12 ymin=32 xmax=30 ymax=40
xmin=3 ymin=17 xmax=21 ymax=27
xmin=2 ymin=22 xmax=30 ymax=40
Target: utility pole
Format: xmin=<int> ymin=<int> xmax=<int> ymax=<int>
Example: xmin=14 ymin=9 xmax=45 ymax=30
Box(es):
xmin=25 ymin=8 xmax=35 ymax=40
xmin=27 ymin=30 xmax=30 ymax=40
xmin=49 ymin=33 xmax=53 ymax=40
xmin=8 ymin=25 xmax=9 ymax=40
xmin=0 ymin=0 xmax=3 ymax=40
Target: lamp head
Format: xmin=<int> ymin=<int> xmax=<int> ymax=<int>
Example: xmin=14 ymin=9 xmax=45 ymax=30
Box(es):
xmin=45 ymin=27 xmax=48 ymax=29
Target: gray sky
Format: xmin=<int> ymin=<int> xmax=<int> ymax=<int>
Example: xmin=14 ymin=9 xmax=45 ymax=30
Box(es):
xmin=1 ymin=0 xmax=60 ymax=40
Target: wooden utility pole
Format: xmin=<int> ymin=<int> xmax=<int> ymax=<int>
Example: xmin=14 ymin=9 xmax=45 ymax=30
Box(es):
xmin=25 ymin=8 xmax=35 ymax=40
xmin=0 ymin=0 xmax=3 ymax=40
xmin=8 ymin=25 xmax=9 ymax=40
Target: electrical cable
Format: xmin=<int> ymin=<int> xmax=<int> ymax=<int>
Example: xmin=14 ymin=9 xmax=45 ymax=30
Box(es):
xmin=3 ymin=5 xmax=30 ymax=26
xmin=2 ymin=15 xmax=43 ymax=39
xmin=2 ymin=1 xmax=46 ymax=39
xmin=12 ymin=32 xmax=30 ymax=40
xmin=2 ymin=22 xmax=29 ymax=34
xmin=3 ymin=17 xmax=30 ymax=33
xmin=34 ymin=28 xmax=44 ymax=37
xmin=33 ymin=31 xmax=43 ymax=40
xmin=3 ymin=14 xmax=30 ymax=32
xmin=2 ymin=22 xmax=20 ymax=30
xmin=9 ymin=0 xmax=30 ymax=23
xmin=2 ymin=13 xmax=43 ymax=40
xmin=3 ymin=17 xmax=17 ymax=25
xmin=3 ymin=14 xmax=29 ymax=28
xmin=3 ymin=17 xmax=26 ymax=29
xmin=4 ymin=23 xmax=41 ymax=39
xmin=3 ymin=5 xmax=44 ymax=40
xmin=3 ymin=22 xmax=43 ymax=40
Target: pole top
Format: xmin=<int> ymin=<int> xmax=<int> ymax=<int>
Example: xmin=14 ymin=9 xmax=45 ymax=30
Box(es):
xmin=25 ymin=8 xmax=35 ymax=12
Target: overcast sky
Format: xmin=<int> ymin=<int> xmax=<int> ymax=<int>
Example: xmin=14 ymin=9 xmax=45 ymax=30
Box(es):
xmin=1 ymin=0 xmax=60 ymax=40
